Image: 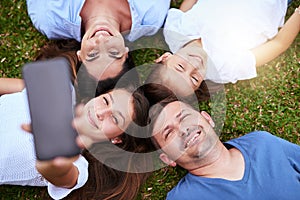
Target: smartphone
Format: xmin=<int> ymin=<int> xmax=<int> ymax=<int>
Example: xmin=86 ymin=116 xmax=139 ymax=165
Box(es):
xmin=22 ymin=57 xmax=81 ymax=160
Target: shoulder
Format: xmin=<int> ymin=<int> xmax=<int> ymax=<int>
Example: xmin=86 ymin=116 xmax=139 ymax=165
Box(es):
xmin=26 ymin=0 xmax=84 ymax=41
xmin=228 ymin=131 xmax=276 ymax=144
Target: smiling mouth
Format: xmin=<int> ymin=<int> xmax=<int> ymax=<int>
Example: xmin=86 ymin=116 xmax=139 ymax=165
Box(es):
xmin=185 ymin=130 xmax=202 ymax=148
xmin=88 ymin=110 xmax=98 ymax=129
xmin=91 ymin=28 xmax=112 ymax=38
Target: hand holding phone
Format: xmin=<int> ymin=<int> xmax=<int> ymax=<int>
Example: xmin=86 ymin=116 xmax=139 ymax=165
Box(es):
xmin=22 ymin=57 xmax=81 ymax=160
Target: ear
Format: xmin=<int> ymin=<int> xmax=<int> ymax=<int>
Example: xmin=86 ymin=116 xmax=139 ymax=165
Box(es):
xmin=155 ymin=52 xmax=172 ymax=63
xmin=76 ymin=50 xmax=82 ymax=61
xmin=200 ymin=111 xmax=215 ymax=128
xmin=110 ymin=136 xmax=123 ymax=144
xmin=125 ymin=47 xmax=129 ymax=53
xmin=159 ymin=153 xmax=177 ymax=167
xmin=124 ymin=47 xmax=129 ymax=58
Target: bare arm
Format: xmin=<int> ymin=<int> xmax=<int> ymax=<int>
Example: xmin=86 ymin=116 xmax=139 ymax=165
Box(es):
xmin=0 ymin=78 xmax=24 ymax=95
xmin=252 ymin=6 xmax=300 ymax=67
xmin=179 ymin=0 xmax=198 ymax=12
xmin=36 ymin=156 xmax=79 ymax=188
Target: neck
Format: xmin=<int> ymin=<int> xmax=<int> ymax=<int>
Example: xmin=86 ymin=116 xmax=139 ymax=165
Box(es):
xmin=190 ymin=143 xmax=245 ymax=181
xmin=80 ymin=0 xmax=132 ymax=32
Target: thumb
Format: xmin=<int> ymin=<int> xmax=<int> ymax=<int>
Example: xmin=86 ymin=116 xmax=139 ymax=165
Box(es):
xmin=21 ymin=123 xmax=32 ymax=133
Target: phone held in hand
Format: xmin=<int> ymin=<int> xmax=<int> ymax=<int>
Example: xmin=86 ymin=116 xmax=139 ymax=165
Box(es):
xmin=22 ymin=57 xmax=81 ymax=161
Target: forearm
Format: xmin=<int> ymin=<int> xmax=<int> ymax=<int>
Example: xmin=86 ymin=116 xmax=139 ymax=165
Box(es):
xmin=36 ymin=157 xmax=79 ymax=188
xmin=179 ymin=0 xmax=198 ymax=12
xmin=253 ymin=6 xmax=300 ymax=66
xmin=0 ymin=78 xmax=24 ymax=95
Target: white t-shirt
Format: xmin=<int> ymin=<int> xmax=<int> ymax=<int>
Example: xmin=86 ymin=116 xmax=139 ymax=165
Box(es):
xmin=0 ymin=89 xmax=88 ymax=199
xmin=164 ymin=0 xmax=288 ymax=83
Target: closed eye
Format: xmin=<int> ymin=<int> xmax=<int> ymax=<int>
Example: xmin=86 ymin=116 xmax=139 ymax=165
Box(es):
xmin=108 ymin=48 xmax=122 ymax=59
xmin=175 ymin=64 xmax=184 ymax=72
xmin=191 ymin=76 xmax=199 ymax=86
xmin=164 ymin=128 xmax=173 ymax=140
xmin=86 ymin=51 xmax=100 ymax=62
xmin=87 ymin=51 xmax=99 ymax=58
xmin=111 ymin=114 xmax=119 ymax=125
xmin=103 ymin=96 xmax=109 ymax=105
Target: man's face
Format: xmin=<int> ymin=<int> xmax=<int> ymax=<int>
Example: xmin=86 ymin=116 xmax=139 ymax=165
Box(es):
xmin=152 ymin=101 xmax=218 ymax=170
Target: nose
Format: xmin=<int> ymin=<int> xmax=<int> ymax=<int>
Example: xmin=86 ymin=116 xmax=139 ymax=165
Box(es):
xmin=95 ymin=107 xmax=111 ymax=121
xmin=94 ymin=34 xmax=110 ymax=45
xmin=178 ymin=127 xmax=190 ymax=137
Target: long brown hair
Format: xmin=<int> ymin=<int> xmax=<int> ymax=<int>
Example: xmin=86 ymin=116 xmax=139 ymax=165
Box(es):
xmin=36 ymin=40 xmax=153 ymax=199
xmin=66 ymin=87 xmax=152 ymax=200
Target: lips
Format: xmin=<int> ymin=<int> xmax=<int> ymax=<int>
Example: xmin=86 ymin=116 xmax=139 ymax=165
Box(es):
xmin=184 ymin=130 xmax=202 ymax=149
xmin=91 ymin=28 xmax=112 ymax=38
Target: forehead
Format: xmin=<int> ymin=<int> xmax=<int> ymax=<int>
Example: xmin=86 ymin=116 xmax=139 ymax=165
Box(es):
xmin=109 ymin=89 xmax=133 ymax=108
xmin=159 ymin=66 xmax=194 ymax=96
xmin=110 ymin=89 xmax=131 ymax=102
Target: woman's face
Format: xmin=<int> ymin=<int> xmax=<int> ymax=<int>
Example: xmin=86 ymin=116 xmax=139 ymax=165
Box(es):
xmin=73 ymin=89 xmax=134 ymax=144
xmin=159 ymin=44 xmax=207 ymax=97
xmin=78 ymin=23 xmax=129 ymax=80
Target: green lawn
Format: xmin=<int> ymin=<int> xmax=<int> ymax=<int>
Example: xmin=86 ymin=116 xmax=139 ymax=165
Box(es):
xmin=0 ymin=0 xmax=299 ymax=199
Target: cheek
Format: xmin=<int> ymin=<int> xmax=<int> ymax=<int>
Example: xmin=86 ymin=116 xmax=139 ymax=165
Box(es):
xmin=163 ymin=138 xmax=183 ymax=157
xmin=102 ymin=121 xmax=123 ymax=139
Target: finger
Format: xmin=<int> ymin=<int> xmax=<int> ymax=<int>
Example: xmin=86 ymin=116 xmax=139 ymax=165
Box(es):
xmin=53 ymin=156 xmax=79 ymax=166
xmin=21 ymin=123 xmax=32 ymax=133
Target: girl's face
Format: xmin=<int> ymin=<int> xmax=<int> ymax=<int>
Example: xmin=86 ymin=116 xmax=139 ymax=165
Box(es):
xmin=78 ymin=22 xmax=129 ymax=80
xmin=73 ymin=89 xmax=134 ymax=144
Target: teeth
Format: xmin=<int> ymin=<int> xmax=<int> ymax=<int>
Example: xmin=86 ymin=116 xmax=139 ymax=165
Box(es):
xmin=94 ymin=30 xmax=111 ymax=37
xmin=186 ymin=132 xmax=200 ymax=147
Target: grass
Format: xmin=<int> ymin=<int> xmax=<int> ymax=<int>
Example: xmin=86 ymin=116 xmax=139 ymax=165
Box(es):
xmin=0 ymin=0 xmax=299 ymax=199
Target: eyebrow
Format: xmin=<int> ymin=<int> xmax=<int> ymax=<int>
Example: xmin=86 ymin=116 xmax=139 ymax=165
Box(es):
xmin=109 ymin=93 xmax=126 ymax=126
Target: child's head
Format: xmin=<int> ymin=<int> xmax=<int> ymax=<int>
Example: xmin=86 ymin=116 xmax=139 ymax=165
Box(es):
xmin=146 ymin=41 xmax=207 ymax=97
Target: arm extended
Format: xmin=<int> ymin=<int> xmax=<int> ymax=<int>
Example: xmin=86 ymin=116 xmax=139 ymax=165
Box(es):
xmin=252 ymin=6 xmax=300 ymax=67
xmin=36 ymin=156 xmax=79 ymax=188
xmin=0 ymin=78 xmax=24 ymax=95
xmin=179 ymin=0 xmax=198 ymax=12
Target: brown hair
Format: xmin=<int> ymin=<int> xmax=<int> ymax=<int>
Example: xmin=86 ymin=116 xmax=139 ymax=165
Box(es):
xmin=66 ymin=87 xmax=152 ymax=200
xmin=36 ymin=40 xmax=152 ymax=199
xmin=145 ymin=63 xmax=211 ymax=102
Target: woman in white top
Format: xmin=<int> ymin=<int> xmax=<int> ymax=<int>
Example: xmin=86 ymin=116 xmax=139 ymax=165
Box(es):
xmin=0 ymin=43 xmax=151 ymax=199
xmin=26 ymin=0 xmax=171 ymax=82
xmin=146 ymin=0 xmax=299 ymax=97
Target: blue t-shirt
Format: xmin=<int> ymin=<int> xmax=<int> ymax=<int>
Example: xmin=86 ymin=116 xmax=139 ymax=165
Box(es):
xmin=167 ymin=131 xmax=300 ymax=200
xmin=26 ymin=0 xmax=171 ymax=42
